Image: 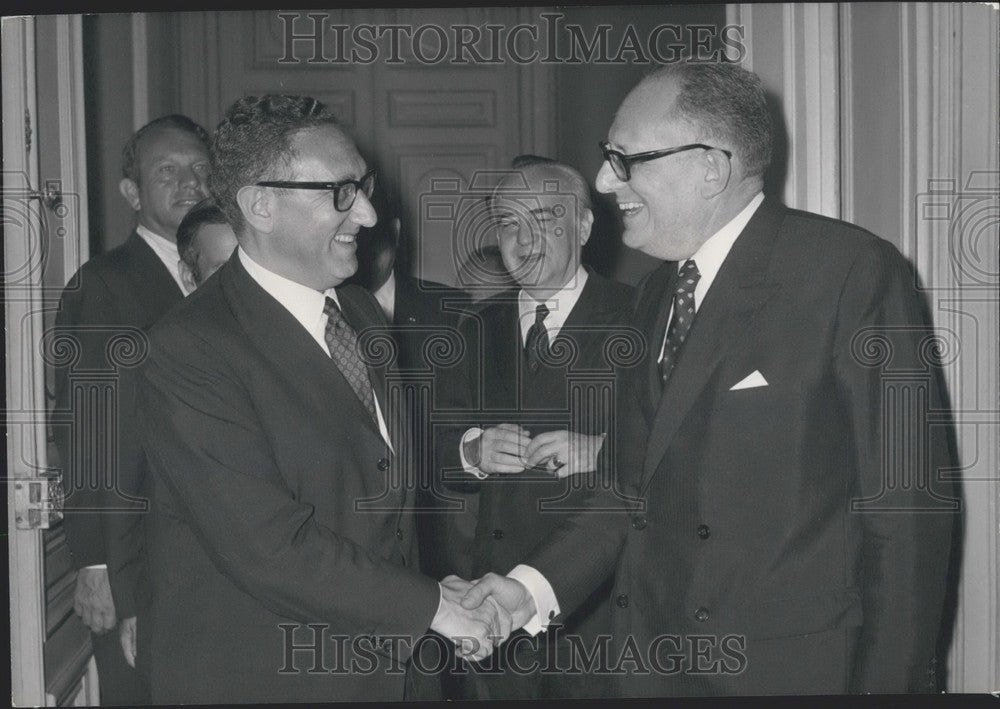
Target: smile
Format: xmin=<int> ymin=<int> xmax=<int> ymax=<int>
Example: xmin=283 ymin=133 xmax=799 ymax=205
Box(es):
xmin=618 ymin=202 xmax=644 ymax=218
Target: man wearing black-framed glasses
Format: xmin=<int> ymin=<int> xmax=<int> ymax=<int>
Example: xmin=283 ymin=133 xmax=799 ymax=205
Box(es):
xmin=464 ymin=62 xmax=958 ymax=698
xmin=136 ymin=94 xmax=511 ymax=703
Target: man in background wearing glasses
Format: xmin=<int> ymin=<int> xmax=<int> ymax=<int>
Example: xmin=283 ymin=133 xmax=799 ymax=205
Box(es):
xmin=464 ymin=62 xmax=958 ymax=696
xmin=136 ymin=95 xmax=510 ymax=703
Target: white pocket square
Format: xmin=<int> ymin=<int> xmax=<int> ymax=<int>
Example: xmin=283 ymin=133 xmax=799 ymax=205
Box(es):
xmin=730 ymin=370 xmax=768 ymax=390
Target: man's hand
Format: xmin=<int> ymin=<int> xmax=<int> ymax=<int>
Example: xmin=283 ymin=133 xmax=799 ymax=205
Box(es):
xmin=524 ymin=431 xmax=606 ymax=478
xmin=120 ymin=616 xmax=137 ymax=667
xmin=461 ymin=572 xmax=537 ymax=632
xmin=464 ymin=424 xmax=531 ymax=474
xmin=431 ymin=575 xmax=512 ymax=662
xmin=73 ymin=567 xmax=117 ymax=634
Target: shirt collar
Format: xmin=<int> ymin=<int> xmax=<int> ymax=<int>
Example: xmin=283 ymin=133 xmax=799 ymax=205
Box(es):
xmin=683 ymin=192 xmax=764 ymax=303
xmin=517 ymin=265 xmax=589 ymax=340
xmin=238 ymin=247 xmax=340 ymax=337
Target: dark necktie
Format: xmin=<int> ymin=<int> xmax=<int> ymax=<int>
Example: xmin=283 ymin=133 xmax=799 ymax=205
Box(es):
xmin=659 ymin=259 xmax=701 ymax=386
xmin=524 ymin=302 xmax=551 ymax=372
xmin=323 ymin=297 xmax=377 ymax=423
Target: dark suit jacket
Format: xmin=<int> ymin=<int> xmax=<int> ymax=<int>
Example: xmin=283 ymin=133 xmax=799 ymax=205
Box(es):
xmin=437 ymin=270 xmax=634 ymax=696
xmin=138 ymin=254 xmax=440 ymax=703
xmin=382 ymin=273 xmax=479 ymax=584
xmin=52 ymin=231 xmax=183 ymax=619
xmin=526 ymin=198 xmax=958 ymax=696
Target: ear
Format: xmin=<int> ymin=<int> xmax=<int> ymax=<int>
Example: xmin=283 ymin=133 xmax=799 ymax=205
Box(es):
xmin=700 ymin=149 xmax=732 ymax=199
xmin=179 ymin=259 xmax=198 ymax=293
xmin=578 ymin=208 xmax=594 ymax=247
xmin=236 ymin=185 xmax=275 ymax=234
xmin=119 ymin=178 xmax=141 ymax=211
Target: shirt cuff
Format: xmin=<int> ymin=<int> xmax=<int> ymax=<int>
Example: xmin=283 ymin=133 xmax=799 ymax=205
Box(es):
xmin=459 ymin=427 xmax=488 ymax=479
xmin=507 ymin=564 xmax=560 ymax=636
xmin=84 ymin=564 xmax=108 ymax=570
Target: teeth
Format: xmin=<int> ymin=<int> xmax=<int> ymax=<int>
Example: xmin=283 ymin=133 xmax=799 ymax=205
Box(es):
xmin=334 ymin=234 xmax=356 ymax=244
xmin=618 ymin=202 xmax=643 ymax=212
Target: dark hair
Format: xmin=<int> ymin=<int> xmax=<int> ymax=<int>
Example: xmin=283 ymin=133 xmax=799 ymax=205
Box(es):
xmin=210 ymin=95 xmax=342 ymax=234
xmin=644 ymin=62 xmax=772 ymax=178
xmin=121 ymin=114 xmax=210 ymax=184
xmin=176 ymin=198 xmax=230 ymax=275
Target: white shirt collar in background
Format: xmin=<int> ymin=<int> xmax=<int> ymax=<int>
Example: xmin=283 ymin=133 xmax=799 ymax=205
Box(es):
xmin=517 ymin=265 xmax=589 ymax=343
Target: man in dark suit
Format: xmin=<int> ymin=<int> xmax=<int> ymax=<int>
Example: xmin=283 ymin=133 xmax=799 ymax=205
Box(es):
xmin=137 ymin=94 xmax=508 ymax=703
xmin=464 ymin=63 xmax=959 ymax=696
xmin=52 ymin=114 xmax=211 ymax=704
xmin=439 ymin=157 xmax=634 ymax=699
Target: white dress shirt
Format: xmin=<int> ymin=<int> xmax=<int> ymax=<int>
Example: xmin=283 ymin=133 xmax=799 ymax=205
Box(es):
xmin=238 ymin=247 xmax=392 ymax=449
xmin=136 ymin=224 xmax=188 ymax=294
xmin=657 ymin=192 xmax=764 ymax=364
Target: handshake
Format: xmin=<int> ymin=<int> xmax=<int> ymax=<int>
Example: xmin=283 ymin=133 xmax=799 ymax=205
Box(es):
xmin=428 ymin=573 xmax=538 ymax=662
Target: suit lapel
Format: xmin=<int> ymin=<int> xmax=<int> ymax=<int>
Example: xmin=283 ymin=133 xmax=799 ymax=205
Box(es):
xmin=221 ymin=254 xmax=386 ymax=443
xmin=122 ymin=231 xmax=185 ymax=315
xmin=638 ymin=199 xmax=785 ymax=492
xmin=629 ymin=262 xmax=676 ymax=422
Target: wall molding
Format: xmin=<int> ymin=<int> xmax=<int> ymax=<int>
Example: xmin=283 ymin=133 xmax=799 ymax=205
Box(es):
xmin=2 ymin=15 xmax=47 ymax=707
xmin=131 ymin=13 xmax=148 ymax=129
xmin=56 ymin=14 xmax=89 ymax=279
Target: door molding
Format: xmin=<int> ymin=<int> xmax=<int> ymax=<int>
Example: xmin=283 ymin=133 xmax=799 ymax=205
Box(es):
xmin=3 ymin=15 xmax=47 ymax=706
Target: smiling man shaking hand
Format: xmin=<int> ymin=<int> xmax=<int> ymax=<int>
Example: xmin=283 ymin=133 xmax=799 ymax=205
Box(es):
xmin=137 ymin=96 xmax=507 ymax=703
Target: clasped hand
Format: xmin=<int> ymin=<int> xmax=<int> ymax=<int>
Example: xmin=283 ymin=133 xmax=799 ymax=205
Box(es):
xmin=430 ymin=574 xmax=537 ymax=662
xmin=466 ymin=424 xmax=605 ymax=478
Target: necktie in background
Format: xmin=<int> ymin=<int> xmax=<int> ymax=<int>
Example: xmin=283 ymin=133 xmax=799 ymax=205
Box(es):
xmin=659 ymin=259 xmax=701 ymax=387
xmin=323 ymin=297 xmax=378 ymax=422
xmin=524 ymin=302 xmax=550 ymax=372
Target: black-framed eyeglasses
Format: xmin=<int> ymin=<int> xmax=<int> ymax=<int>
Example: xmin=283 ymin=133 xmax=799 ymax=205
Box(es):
xmin=256 ymin=168 xmax=377 ymax=212
xmin=599 ymin=141 xmax=732 ymax=181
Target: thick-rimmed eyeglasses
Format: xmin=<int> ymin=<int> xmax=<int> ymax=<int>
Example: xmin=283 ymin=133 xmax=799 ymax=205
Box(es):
xmin=256 ymin=169 xmax=376 ymax=212
xmin=599 ymin=141 xmax=732 ymax=181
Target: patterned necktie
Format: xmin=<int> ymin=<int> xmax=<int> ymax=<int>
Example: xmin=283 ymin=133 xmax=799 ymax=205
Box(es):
xmin=323 ymin=297 xmax=377 ymax=423
xmin=659 ymin=259 xmax=701 ymax=387
xmin=524 ymin=303 xmax=551 ymax=372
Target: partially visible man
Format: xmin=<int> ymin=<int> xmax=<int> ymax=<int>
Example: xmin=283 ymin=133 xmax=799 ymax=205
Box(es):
xmin=466 ymin=63 xmax=959 ymax=696
xmin=52 ymin=114 xmax=210 ymax=704
xmin=176 ymin=198 xmax=239 ymax=291
xmin=138 ymin=95 xmax=508 ymax=703
xmin=438 ymin=156 xmax=634 ymax=699
xmin=116 ymin=198 xmax=239 ymax=671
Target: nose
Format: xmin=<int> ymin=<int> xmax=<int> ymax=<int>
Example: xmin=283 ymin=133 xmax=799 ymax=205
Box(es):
xmin=595 ymin=160 xmax=624 ymax=194
xmin=515 ymin=223 xmax=537 ymax=248
xmin=179 ymin=164 xmax=208 ymax=194
xmin=349 ymin=190 xmax=378 ymax=227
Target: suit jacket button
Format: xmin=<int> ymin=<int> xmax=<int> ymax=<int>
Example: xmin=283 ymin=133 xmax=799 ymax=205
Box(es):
xmin=632 ymin=516 xmax=647 ymax=530
xmin=377 ymin=458 xmax=390 ymax=471
xmin=615 ymin=594 xmax=629 ymax=608
xmin=492 ymin=529 xmax=504 ymax=540
xmin=395 ymin=528 xmax=403 ymax=540
xmin=697 ymin=524 xmax=710 ymax=539
xmin=694 ymin=607 xmax=709 ymax=622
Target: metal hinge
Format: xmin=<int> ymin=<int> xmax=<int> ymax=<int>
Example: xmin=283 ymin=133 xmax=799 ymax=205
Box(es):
xmin=13 ymin=477 xmax=64 ymax=530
